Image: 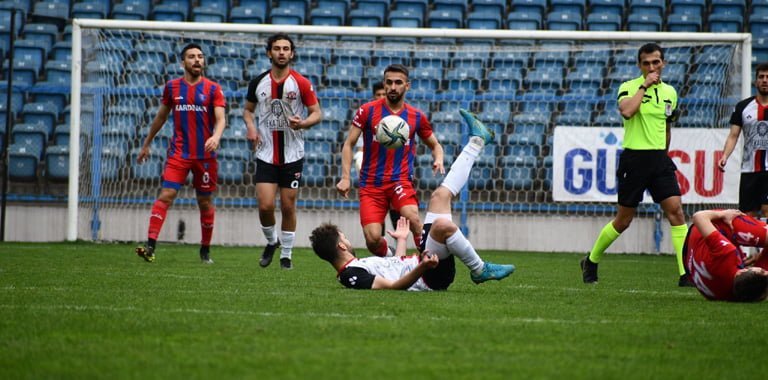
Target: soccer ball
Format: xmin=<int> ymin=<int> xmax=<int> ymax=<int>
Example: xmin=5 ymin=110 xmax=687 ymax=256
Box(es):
xmin=375 ymin=115 xmax=411 ymax=149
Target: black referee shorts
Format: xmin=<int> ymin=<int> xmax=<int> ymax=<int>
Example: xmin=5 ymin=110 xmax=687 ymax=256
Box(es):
xmin=617 ymin=149 xmax=681 ymax=207
xmin=739 ymin=171 xmax=768 ymax=213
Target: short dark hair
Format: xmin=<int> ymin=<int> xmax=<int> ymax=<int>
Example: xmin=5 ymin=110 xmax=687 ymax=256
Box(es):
xmin=266 ymin=33 xmax=295 ymax=52
xmin=637 ymin=43 xmax=664 ymax=62
xmin=733 ymin=270 xmax=768 ymax=302
xmin=309 ymin=223 xmax=342 ymax=263
xmin=384 ymin=64 xmax=409 ymax=79
xmin=372 ymin=81 xmax=384 ymax=95
xmin=180 ymin=43 xmax=203 ymax=60
xmin=755 ymin=62 xmax=768 ymax=77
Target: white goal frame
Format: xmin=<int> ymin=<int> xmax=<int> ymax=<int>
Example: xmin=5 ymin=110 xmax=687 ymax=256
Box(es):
xmin=67 ymin=18 xmax=752 ymax=241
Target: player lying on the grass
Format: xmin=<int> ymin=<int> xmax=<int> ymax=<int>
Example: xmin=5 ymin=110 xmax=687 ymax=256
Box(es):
xmin=310 ymin=110 xmax=515 ymax=290
xmin=685 ymin=209 xmax=768 ymax=302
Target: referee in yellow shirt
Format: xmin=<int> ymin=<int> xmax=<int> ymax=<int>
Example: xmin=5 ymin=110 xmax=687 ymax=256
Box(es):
xmin=580 ymin=43 xmax=692 ymax=287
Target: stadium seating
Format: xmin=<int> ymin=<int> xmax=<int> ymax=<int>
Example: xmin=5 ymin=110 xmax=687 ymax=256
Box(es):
xmin=217 ymin=148 xmax=249 ymax=183
xmin=627 ymin=13 xmax=663 ymax=31
xmin=21 ymin=102 xmax=59 ymax=135
xmin=670 ymin=0 xmax=706 ymax=16
xmin=32 ymin=1 xmax=69 ymax=29
xmin=710 ymin=0 xmax=746 ymax=16
xmin=586 ymin=12 xmax=622 ymax=31
xmin=708 ymin=13 xmax=743 ymax=33
xmin=112 ymin=2 xmax=150 ymax=20
xmin=667 ymin=13 xmax=702 ymax=32
xmin=44 ymin=145 xmax=69 ymax=181
xmin=8 ymin=143 xmax=39 ymax=182
xmin=506 ymin=11 xmax=542 ymax=30
xmin=628 ymin=0 xmax=665 ymax=17
xmin=545 ymin=11 xmax=582 ymax=30
xmin=192 ymin=6 xmax=227 ymax=22
xmin=590 ymin=0 xmax=625 ymax=16
xmin=12 ymin=123 xmax=48 ymax=159
xmin=72 ymin=2 xmax=108 ymax=19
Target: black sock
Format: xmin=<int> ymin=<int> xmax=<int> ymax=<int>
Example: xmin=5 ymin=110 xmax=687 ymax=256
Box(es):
xmin=200 ymin=245 xmax=210 ymax=255
xmin=148 ymin=238 xmax=156 ymax=251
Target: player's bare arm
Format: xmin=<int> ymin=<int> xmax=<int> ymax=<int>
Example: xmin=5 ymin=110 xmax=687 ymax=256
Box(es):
xmin=289 ymin=102 xmax=322 ymax=130
xmin=242 ymin=100 xmax=260 ymax=149
xmin=718 ymin=124 xmax=742 ymax=171
xmin=371 ymin=256 xmax=437 ymax=290
xmin=387 ymin=217 xmax=411 ymax=257
xmin=423 ymin=134 xmax=445 ymax=174
xmin=692 ymin=209 xmax=744 ymax=237
xmin=336 ymin=126 xmax=362 ymax=198
xmin=204 ymin=105 xmax=226 ymax=153
xmin=138 ymin=104 xmax=171 ymax=163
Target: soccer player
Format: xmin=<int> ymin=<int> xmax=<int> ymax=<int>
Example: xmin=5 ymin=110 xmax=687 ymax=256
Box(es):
xmin=135 ymin=43 xmax=226 ymax=264
xmin=311 ymin=110 xmax=514 ymax=290
xmin=353 ymin=81 xmax=401 ymax=230
xmin=243 ymin=33 xmax=322 ymax=270
xmin=685 ymin=209 xmax=768 ymax=302
xmin=336 ymin=64 xmax=444 ymax=257
xmin=718 ymin=63 xmax=768 ymax=220
xmin=580 ymin=43 xmax=690 ymax=286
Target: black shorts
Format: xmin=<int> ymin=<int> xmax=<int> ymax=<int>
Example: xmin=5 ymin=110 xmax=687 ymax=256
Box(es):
xmin=254 ymin=158 xmax=304 ymax=188
xmin=617 ymin=149 xmax=681 ymax=207
xmin=739 ymin=172 xmax=768 ymax=212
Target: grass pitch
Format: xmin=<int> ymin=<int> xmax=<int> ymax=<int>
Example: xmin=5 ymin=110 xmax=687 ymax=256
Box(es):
xmin=1 ymin=242 xmax=766 ymax=379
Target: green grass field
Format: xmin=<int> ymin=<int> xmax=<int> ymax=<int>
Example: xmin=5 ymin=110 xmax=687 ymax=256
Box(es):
xmin=1 ymin=242 xmax=766 ymax=379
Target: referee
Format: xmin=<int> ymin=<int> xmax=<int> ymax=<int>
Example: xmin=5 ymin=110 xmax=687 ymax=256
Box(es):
xmin=581 ymin=43 xmax=691 ymax=287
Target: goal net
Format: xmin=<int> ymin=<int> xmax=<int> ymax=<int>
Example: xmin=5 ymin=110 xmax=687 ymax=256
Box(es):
xmin=68 ymin=20 xmax=751 ymax=252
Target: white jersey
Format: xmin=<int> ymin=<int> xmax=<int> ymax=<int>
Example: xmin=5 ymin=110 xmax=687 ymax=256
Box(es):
xmin=338 ymin=256 xmax=432 ymax=291
xmin=245 ymin=69 xmax=319 ymax=165
xmin=729 ymin=96 xmax=768 ymax=173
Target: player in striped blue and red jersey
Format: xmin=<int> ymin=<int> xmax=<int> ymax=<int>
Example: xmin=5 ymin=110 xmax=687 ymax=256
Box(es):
xmin=243 ymin=33 xmax=322 ymax=270
xmin=337 ymin=64 xmax=444 ymax=257
xmin=135 ymin=43 xmax=227 ymax=264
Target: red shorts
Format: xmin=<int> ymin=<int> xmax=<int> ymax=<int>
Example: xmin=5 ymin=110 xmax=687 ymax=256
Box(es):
xmin=162 ymin=156 xmax=218 ymax=194
xmin=359 ymin=181 xmax=418 ymax=226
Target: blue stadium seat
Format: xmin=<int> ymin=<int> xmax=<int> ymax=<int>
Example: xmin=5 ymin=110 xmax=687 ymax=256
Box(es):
xmin=669 ymin=0 xmax=705 ymax=16
xmin=663 ymin=63 xmax=687 ymax=88
xmin=0 ymin=91 xmax=24 ymax=120
xmin=22 ymin=23 xmax=58 ymax=49
xmin=506 ymin=11 xmax=541 ymax=30
xmin=676 ymin=110 xmax=715 ymax=128
xmin=572 ymin=49 xmax=611 ymax=66
xmin=51 ymin=40 xmax=72 ymax=61
xmin=666 ymin=13 xmax=702 ymax=32
xmin=513 ymin=0 xmax=547 ymax=17
xmin=428 ymin=9 xmax=463 ymax=28
xmin=21 ymin=102 xmax=59 ymax=135
xmin=3 ymin=57 xmax=40 ymax=86
xmin=72 ymin=1 xmax=108 ymax=19
xmin=192 ymin=6 xmax=226 ymax=22
xmin=695 ymin=45 xmax=734 ymax=66
xmin=689 ymin=64 xmax=727 ymax=85
xmin=12 ymin=123 xmax=48 ymax=159
xmin=710 ymin=0 xmax=746 ymax=16
xmin=586 ymin=12 xmax=622 ymax=31
xmin=129 ymin=148 xmax=163 ymax=181
xmin=216 ymin=149 xmax=248 ymax=183
xmin=525 ymin=67 xmax=564 ymax=89
xmin=467 ymin=10 xmax=503 ymax=29
xmin=302 ymin=162 xmax=329 ymax=187
xmin=546 ymin=11 xmax=582 ymax=30
xmin=628 ymin=0 xmax=665 ymax=16
xmin=199 ymin=0 xmax=229 ymax=10
xmin=229 ymin=4 xmax=266 ymax=23
xmin=112 ymin=2 xmax=150 ymax=20
xmin=396 ymin=0 xmax=428 ymax=13
xmin=593 ymin=111 xmax=623 ymax=126
xmin=32 ymin=1 xmax=69 ymax=28
xmin=326 ymin=64 xmax=364 ymax=88
xmin=708 ymin=13 xmax=743 ymax=33
xmin=566 ymin=65 xmax=604 ymax=88
xmin=348 ymin=8 xmax=382 ymax=27
xmin=468 ymin=167 xmax=494 ymax=190
xmin=473 ymin=0 xmax=506 ymax=13
xmin=500 ymin=155 xmax=539 ymax=169
xmin=532 ymin=49 xmax=569 ymax=68
xmin=151 ymin=3 xmax=189 ymax=21
xmin=139 ymin=124 xmax=173 ymax=150
xmin=270 ymin=5 xmax=304 ymax=25
xmin=14 ymin=38 xmax=47 ymax=70
xmin=550 ymin=0 xmax=587 ymax=14
xmin=590 ymin=0 xmax=625 ymax=16
xmin=750 ymin=14 xmax=768 ymax=37
xmin=627 ymin=13 xmax=663 ymax=31
xmin=53 ymin=123 xmax=70 ymax=146
xmin=8 ymin=143 xmax=39 ymax=182
xmin=501 ymin=167 xmax=534 ymax=190
xmin=45 ymin=145 xmax=69 ymax=181
xmin=310 ymin=7 xmax=345 ymax=26
xmin=433 ymin=0 xmax=466 ymax=13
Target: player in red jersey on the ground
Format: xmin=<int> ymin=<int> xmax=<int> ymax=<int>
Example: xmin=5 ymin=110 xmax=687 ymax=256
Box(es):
xmin=135 ymin=43 xmax=227 ymax=264
xmin=337 ymin=64 xmax=444 ymax=257
xmin=685 ymin=209 xmax=768 ymax=302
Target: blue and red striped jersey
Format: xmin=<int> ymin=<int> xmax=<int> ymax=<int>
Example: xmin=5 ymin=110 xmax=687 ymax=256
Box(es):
xmin=161 ymin=77 xmax=226 ymax=160
xmin=351 ymin=99 xmax=434 ymax=188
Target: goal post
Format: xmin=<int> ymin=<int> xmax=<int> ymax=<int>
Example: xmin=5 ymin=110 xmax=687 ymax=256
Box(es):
xmin=67 ymin=18 xmax=752 ymax=252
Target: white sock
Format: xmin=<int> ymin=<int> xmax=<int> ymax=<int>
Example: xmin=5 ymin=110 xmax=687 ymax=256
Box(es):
xmin=424 ymin=212 xmax=452 ymax=225
xmin=445 ymin=229 xmax=484 ymax=275
xmin=440 ymin=136 xmax=484 ymax=196
xmin=261 ymin=225 xmax=277 ymax=245
xmin=280 ymin=231 xmax=295 ymax=259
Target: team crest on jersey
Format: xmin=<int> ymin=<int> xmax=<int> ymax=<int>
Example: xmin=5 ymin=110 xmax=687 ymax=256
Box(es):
xmin=286 ymin=91 xmax=297 ymax=100
xmin=294 ymin=172 xmax=302 ymax=179
xmin=199 ymin=93 xmax=207 ymax=102
xmin=757 ymin=121 xmax=768 ymax=136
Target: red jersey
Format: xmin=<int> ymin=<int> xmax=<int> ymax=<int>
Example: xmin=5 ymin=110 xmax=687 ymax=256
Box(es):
xmin=351 ymin=99 xmax=433 ymax=188
xmin=161 ymin=77 xmax=226 ymax=160
xmin=686 ymin=215 xmax=768 ymax=301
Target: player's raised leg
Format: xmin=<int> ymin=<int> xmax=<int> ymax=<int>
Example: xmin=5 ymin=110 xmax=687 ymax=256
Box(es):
xmin=423 ymin=109 xmax=514 ymax=284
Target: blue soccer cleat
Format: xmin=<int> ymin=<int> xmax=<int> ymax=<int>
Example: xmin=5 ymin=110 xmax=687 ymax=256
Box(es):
xmin=459 ymin=108 xmax=495 ymax=145
xmin=471 ymin=262 xmax=516 ymax=284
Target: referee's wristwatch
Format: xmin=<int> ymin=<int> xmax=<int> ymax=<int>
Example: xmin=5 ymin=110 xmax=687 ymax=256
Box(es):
xmin=638 ymin=84 xmax=648 ymax=91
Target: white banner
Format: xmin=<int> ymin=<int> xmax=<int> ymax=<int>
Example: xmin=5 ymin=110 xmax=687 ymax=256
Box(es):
xmin=552 ymin=127 xmax=742 ymax=203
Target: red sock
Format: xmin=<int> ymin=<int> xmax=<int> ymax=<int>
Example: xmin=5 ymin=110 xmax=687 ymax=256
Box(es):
xmin=147 ymin=200 xmax=169 ymax=240
xmin=200 ymin=207 xmax=214 ymax=246
xmin=374 ymin=238 xmax=389 ymax=257
xmin=414 ymin=233 xmax=423 ymax=252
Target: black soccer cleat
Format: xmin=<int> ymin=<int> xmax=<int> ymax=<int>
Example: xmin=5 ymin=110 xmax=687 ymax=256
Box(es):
xmin=200 ymin=247 xmax=214 ymax=264
xmin=280 ymin=257 xmax=293 ymax=270
xmin=678 ymin=273 xmax=695 ymax=287
xmin=136 ymin=246 xmax=155 ymax=263
xmin=259 ymin=241 xmax=280 ymax=268
xmin=580 ymin=255 xmax=598 ymax=284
